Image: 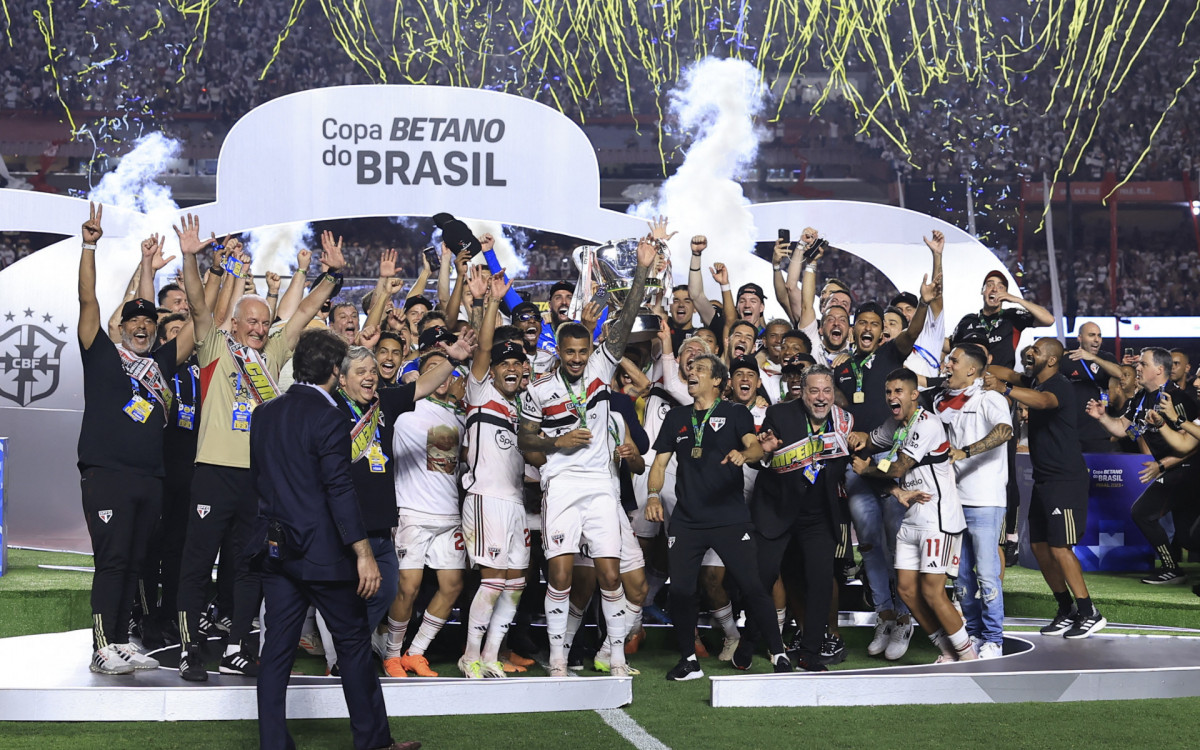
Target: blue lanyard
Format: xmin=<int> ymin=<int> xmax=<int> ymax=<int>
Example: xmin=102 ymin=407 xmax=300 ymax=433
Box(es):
xmin=174 ymin=370 xmax=196 ymax=407
xmin=127 ymin=375 xmax=142 ymax=399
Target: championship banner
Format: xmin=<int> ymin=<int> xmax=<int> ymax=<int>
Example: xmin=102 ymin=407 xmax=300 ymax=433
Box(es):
xmin=1016 ymin=452 xmax=1156 ymax=572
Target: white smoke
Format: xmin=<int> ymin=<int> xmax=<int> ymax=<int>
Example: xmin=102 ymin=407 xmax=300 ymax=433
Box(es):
xmin=631 ymin=58 xmax=769 ymax=303
xmin=462 ymin=218 xmax=529 ymax=276
xmin=243 ymin=222 xmax=315 ymax=277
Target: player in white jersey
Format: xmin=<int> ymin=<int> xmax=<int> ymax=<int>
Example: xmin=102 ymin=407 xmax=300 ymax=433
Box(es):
xmin=384 ymin=351 xmax=467 ymax=678
xmin=850 ymin=367 xmax=976 ymax=663
xmin=518 ymin=226 xmax=662 ymax=677
xmin=457 ymin=269 xmax=529 ymax=678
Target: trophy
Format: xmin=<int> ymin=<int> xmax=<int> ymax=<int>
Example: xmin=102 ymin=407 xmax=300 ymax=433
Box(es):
xmin=568 ymin=237 xmax=670 ymax=342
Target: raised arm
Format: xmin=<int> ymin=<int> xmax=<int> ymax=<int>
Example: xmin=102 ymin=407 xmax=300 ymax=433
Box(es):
xmin=176 ymin=213 xmax=217 ymax=344
xmin=711 ymin=263 xmax=737 ymax=337
xmin=107 ymin=255 xmax=146 ymax=343
xmin=77 ymin=202 xmax=104 ymax=350
xmin=893 ymin=273 xmax=939 ymax=355
xmin=771 ymin=239 xmax=793 ymax=322
xmin=923 ymin=231 xmax=945 ymax=318
xmin=470 ymin=266 xmax=507 ymax=382
xmin=282 ymin=232 xmax=346 ymax=350
xmin=687 ymin=235 xmax=716 ymax=326
xmin=214 ymin=240 xmax=247 ymax=331
xmin=1000 ymin=289 xmax=1054 ymax=327
xmin=435 ymin=244 xmax=453 ymax=312
xmin=793 ymin=242 xmax=824 ymax=330
xmin=445 ymin=247 xmax=472 ymax=323
xmin=201 ymin=241 xmax=228 ymax=316
xmin=274 ymin=249 xmax=311 ymax=322
xmin=363 ymin=249 xmax=399 ymax=332
xmin=407 ymin=251 xmax=432 ymax=301
xmin=603 ymin=233 xmax=659 ymax=361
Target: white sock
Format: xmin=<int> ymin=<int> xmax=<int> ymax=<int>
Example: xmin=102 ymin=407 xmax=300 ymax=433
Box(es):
xmin=465 ymin=579 xmax=504 ymax=662
xmin=564 ymin=601 xmax=586 ymax=653
xmin=385 ymin=616 xmax=408 ymax=658
xmin=483 ymin=579 xmax=524 ymax=663
xmin=776 ymin=608 xmax=787 ymax=635
xmin=407 ymin=612 xmax=446 ymax=657
xmin=947 ymin=625 xmax=975 ymax=659
xmin=624 ymin=600 xmax=643 ymax=639
xmin=928 ymin=628 xmax=954 ymax=658
xmin=314 ymin=610 xmax=336 ymax=670
xmin=601 ymin=586 xmax=627 ymax=668
xmin=545 ymin=585 xmax=571 ymax=663
xmin=713 ymin=603 xmax=739 ymax=639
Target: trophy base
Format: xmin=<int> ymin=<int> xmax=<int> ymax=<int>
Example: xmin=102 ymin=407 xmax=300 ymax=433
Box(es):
xmin=627 ymin=313 xmax=664 ymax=343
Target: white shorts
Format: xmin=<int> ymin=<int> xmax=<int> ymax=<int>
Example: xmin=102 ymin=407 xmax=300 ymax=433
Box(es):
xmin=462 ymin=493 xmax=530 ymax=570
xmin=631 ymin=457 xmax=677 ymax=538
xmin=574 ymin=511 xmax=645 ymax=574
xmin=395 ymin=509 xmax=467 ymax=571
xmin=894 ymin=525 xmax=962 ymax=576
xmin=542 ymin=477 xmax=624 ymax=559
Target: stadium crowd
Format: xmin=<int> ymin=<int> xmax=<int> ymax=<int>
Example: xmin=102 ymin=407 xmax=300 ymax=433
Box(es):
xmin=76 ymin=200 xmax=1200 ymax=708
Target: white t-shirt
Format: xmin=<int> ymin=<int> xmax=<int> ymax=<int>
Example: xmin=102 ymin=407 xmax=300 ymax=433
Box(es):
xmin=392 ymin=398 xmax=465 ymax=516
xmin=463 ymin=373 xmax=524 ymax=504
xmin=520 ymin=345 xmax=620 ymax=485
xmin=743 ymin=402 xmax=767 ymax=501
xmin=870 ymin=409 xmax=965 ymax=533
xmin=932 ymin=382 xmax=1011 ymax=507
xmin=905 ymin=308 xmax=946 ymax=378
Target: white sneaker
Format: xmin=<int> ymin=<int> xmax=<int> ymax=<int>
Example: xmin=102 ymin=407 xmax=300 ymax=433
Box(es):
xmin=718 ymin=636 xmax=740 ymax=661
xmin=458 ymin=655 xmax=484 ymax=679
xmin=610 ymin=664 xmax=632 ymax=677
xmin=548 ymin=660 xmax=571 ymax=677
xmin=299 ymin=631 xmax=325 ymax=656
xmin=113 ymin=642 xmax=160 ymax=670
xmin=933 ymin=653 xmax=956 ymax=664
xmin=978 ymin=641 xmax=1003 ymax=659
xmin=480 ymin=660 xmax=507 ymax=678
xmin=91 ymin=644 xmax=135 ymax=675
xmin=868 ymin=618 xmax=894 ymax=656
xmin=884 ymin=619 xmax=914 ymax=660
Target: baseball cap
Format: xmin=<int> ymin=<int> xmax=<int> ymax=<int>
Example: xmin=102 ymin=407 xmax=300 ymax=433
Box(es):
xmin=418 ymin=325 xmax=456 ymax=350
xmin=736 ymin=283 xmax=767 ymax=302
xmin=983 ymin=270 xmax=1009 ymax=288
xmin=549 ymin=281 xmax=575 ymax=298
xmin=404 ymin=295 xmax=433 ymax=313
xmin=490 ymin=341 xmax=526 ymax=364
xmin=729 ymin=355 xmax=759 ymax=374
xmin=120 ymin=298 xmax=158 ymax=324
xmin=889 ymin=291 xmax=919 ymax=309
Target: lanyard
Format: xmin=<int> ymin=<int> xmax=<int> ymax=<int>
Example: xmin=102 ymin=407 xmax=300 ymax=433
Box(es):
xmin=562 ymin=372 xmax=589 ymax=429
xmin=235 ymin=372 xmax=244 ymax=401
xmin=849 ymin=352 xmax=875 ymax=394
xmin=978 ymin=313 xmax=1000 ymax=336
xmin=174 ymin=370 xmax=196 ymax=408
xmin=883 ymin=407 xmax=923 ymax=464
xmin=426 ymin=395 xmax=458 ymax=413
xmin=691 ymin=399 xmax=721 ymax=451
xmin=128 ymin=375 xmax=143 ymax=400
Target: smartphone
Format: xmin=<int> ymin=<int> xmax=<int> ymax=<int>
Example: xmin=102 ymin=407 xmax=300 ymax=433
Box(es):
xmin=802 ymin=237 xmax=828 ymax=263
xmin=777 ymin=228 xmax=790 ymax=245
xmin=423 ymin=246 xmax=441 ymax=271
xmin=1124 ymin=347 xmax=1135 ymax=360
xmin=589 ymin=287 xmax=609 ymax=308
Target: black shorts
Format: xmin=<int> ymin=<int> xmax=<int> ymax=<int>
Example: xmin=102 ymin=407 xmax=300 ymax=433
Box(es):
xmin=1028 ymin=478 xmax=1088 ymax=548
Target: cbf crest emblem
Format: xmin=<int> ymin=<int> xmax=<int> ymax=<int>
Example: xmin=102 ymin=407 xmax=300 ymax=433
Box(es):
xmin=0 ymin=313 xmax=67 ymax=407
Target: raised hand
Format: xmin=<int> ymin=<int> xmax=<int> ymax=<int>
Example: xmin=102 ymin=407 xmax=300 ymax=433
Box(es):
xmin=647 ymin=215 xmax=676 ymax=242
xmin=690 ymin=235 xmax=708 ymax=255
xmin=581 ymin=300 xmax=603 ymax=333
xmin=442 ymin=327 xmax=478 ymax=360
xmin=295 ymin=249 xmax=311 ymax=273
xmin=356 ymin=324 xmax=381 ymax=349
xmin=265 ymin=271 xmax=281 ymax=295
xmin=321 ymin=236 xmax=346 ymax=272
xmin=710 ymin=262 xmax=729 ymax=286
xmin=772 ymin=239 xmax=790 ymax=265
xmin=386 ymin=277 xmax=404 ymax=294
xmin=142 ymin=234 xmax=175 ymax=270
xmin=82 ymin=202 xmax=103 ymax=243
xmin=479 ymin=233 xmax=495 ymax=253
xmin=173 ymin=213 xmax=214 ymax=256
xmin=455 ymin=249 xmax=472 ymax=276
xmin=420 ymin=249 xmax=432 ymax=276
xmin=636 ymin=235 xmax=659 ymax=269
xmin=1158 ymin=391 xmax=1177 ymax=417
xmin=466 ymin=263 xmax=489 ymax=299
xmin=379 ymin=248 xmax=397 ymax=278
xmin=923 ymin=229 xmax=945 ymax=255
xmin=489 ymin=269 xmax=512 ymax=299
xmin=758 ymin=428 xmax=782 ymax=453
xmin=920 ymin=272 xmax=942 ymax=304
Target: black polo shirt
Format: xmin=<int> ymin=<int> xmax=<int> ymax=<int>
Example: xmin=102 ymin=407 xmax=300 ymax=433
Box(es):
xmin=951 ymin=308 xmax=1034 ymax=369
xmin=333 ymin=382 xmax=417 ymax=534
xmin=652 ymin=399 xmax=754 ymax=529
xmin=1026 ymin=372 xmax=1088 ymax=483
xmin=1121 ymin=383 xmax=1200 ymax=461
xmin=833 ymin=339 xmax=905 ymax=432
xmin=1061 ymin=352 xmax=1118 ymax=447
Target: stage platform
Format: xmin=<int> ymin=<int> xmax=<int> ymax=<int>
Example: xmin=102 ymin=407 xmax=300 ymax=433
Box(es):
xmin=0 ymin=629 xmax=632 ymax=722
xmin=712 ymin=629 xmax=1200 ymax=707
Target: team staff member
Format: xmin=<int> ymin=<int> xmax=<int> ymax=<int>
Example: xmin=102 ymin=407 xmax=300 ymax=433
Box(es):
xmin=76 ymin=203 xmax=194 ymax=674
xmin=176 ymin=217 xmax=345 ymax=680
xmin=250 ymin=328 xmax=419 ymax=750
xmin=738 ymin=363 xmax=854 ymax=672
xmin=985 ymin=339 xmax=1106 ymax=639
xmin=647 ymin=355 xmax=791 ymax=680
xmin=1062 ymin=321 xmax=1122 ymax=452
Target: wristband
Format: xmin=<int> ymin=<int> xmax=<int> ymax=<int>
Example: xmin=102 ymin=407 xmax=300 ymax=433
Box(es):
xmin=81 ymin=242 xmax=97 ymax=250
xmin=691 ymin=250 xmax=703 ymax=257
xmin=210 ymin=265 xmax=225 ymax=276
xmin=647 ymin=492 xmax=661 ymax=500
xmin=1004 ymin=384 xmax=1013 ymax=397
xmin=1158 ymin=461 xmax=1167 ymax=473
xmin=321 ymin=270 xmax=344 ymax=285
xmin=720 ymin=284 xmax=731 ymax=292
xmin=295 ymin=268 xmax=307 ymax=275
xmin=266 ymin=292 xmax=279 ymax=298
xmin=963 ymin=445 xmax=973 ymax=458
xmin=772 ymin=264 xmax=782 ymax=271
xmin=471 ymin=298 xmax=484 ymax=308
xmin=804 ymin=264 xmax=816 ymax=274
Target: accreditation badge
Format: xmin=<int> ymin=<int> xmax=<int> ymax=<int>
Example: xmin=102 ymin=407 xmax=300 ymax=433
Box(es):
xmin=123 ymin=395 xmax=154 ymax=423
xmin=177 ymin=402 xmax=196 ymax=430
xmin=232 ymin=401 xmax=252 ymax=432
xmin=803 ymin=462 xmax=821 ymax=484
xmin=367 ymin=442 xmax=388 ymax=473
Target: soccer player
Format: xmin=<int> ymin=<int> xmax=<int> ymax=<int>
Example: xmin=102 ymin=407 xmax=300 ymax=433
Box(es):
xmin=934 ymin=345 xmax=1012 ymax=658
xmin=518 ymin=225 xmax=664 ymax=677
xmin=851 ymin=368 xmax=975 ymax=663
xmin=985 ymin=339 xmax=1107 ymax=639
xmin=459 ymin=268 xmax=529 ymax=678
xmin=647 ymin=354 xmax=791 ymax=679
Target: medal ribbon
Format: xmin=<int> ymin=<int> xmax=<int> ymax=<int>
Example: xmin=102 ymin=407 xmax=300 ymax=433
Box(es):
xmin=849 ymin=352 xmax=875 ymax=396
xmin=562 ymin=372 xmax=589 ymax=429
xmin=690 ymin=399 xmax=721 ymax=454
xmin=339 ymin=389 xmax=382 ymax=463
xmin=883 ymin=407 xmax=924 ymax=466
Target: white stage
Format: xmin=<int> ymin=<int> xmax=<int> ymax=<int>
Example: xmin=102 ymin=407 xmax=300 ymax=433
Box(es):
xmin=0 ymin=629 xmax=631 ymax=722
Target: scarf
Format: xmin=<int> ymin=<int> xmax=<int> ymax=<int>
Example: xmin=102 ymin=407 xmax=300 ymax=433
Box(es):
xmin=933 ymin=378 xmax=983 ymax=426
xmin=115 ymin=343 xmax=171 ymax=410
xmin=225 ymin=333 xmax=280 ymax=405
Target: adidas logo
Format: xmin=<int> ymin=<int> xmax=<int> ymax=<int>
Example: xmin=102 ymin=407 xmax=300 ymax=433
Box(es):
xmin=927 ymin=561 xmax=938 ymax=568
xmin=1052 ymin=508 xmax=1062 ymax=516
xmin=548 ymin=608 xmax=564 ymax=615
xmin=741 ymin=533 xmax=751 ymax=541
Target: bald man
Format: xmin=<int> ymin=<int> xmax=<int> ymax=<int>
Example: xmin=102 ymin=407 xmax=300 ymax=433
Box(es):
xmin=984 ymin=338 xmax=1106 ymax=639
xmin=1063 ymin=322 xmax=1122 ymax=452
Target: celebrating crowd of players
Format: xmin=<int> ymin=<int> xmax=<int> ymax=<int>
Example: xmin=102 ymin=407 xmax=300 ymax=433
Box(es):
xmin=76 ymin=204 xmax=1200 ymax=684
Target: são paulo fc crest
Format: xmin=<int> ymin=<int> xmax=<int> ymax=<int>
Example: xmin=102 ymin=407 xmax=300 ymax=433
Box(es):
xmin=551 ymin=532 xmax=565 ymax=547
xmin=196 ymin=504 xmax=211 ymax=519
xmin=708 ymin=417 xmax=726 ymax=431
xmin=0 ymin=315 xmax=67 ymax=407
xmin=98 ymin=509 xmax=112 ymax=524
xmin=488 ymin=545 xmax=501 ymax=559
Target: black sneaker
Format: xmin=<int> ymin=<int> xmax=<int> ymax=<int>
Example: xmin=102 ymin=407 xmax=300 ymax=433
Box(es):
xmin=1040 ymin=607 xmax=1077 ymax=636
xmin=772 ymin=654 xmax=793 ymax=673
xmin=1004 ymin=540 xmax=1019 ymax=568
xmin=818 ymin=631 xmax=846 ymax=665
xmin=665 ymin=657 xmax=704 ymax=681
xmin=794 ymin=654 xmax=829 ymax=672
xmin=1064 ymin=610 xmax=1107 ymax=639
xmin=220 ymin=648 xmax=259 ymax=677
xmin=179 ymin=643 xmax=208 ymax=682
xmin=1140 ymin=569 xmax=1187 ymax=585
xmin=567 ymin=651 xmax=585 ymax=671
xmin=731 ymin=638 xmax=755 ymax=671
xmin=214 ymin=615 xmax=234 ymax=634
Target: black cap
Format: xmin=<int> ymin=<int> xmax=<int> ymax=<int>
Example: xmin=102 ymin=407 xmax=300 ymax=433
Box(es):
xmin=549 ymin=280 xmax=575 ymax=298
xmin=120 ymin=298 xmax=158 ymax=324
xmin=889 ymin=291 xmax=919 ymax=310
xmin=418 ymin=325 xmax=456 ymax=350
xmin=854 ymin=301 xmax=885 ymax=322
xmin=729 ymin=355 xmax=759 ymax=374
xmin=511 ymin=301 xmax=540 ymax=320
xmin=736 ymin=283 xmax=767 ymax=302
xmin=490 ymin=340 xmax=526 ymax=364
xmin=984 ymin=269 xmax=1009 ymax=288
xmin=953 ymin=331 xmax=990 ymax=349
xmin=432 ymin=212 xmax=483 ymax=257
xmin=404 ymin=295 xmax=433 ymax=313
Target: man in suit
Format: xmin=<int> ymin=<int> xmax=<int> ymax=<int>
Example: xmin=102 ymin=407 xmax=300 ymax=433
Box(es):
xmin=250 ymin=328 xmax=418 ymax=750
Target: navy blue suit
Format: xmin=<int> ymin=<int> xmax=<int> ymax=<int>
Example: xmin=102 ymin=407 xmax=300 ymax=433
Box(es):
xmin=250 ymin=383 xmax=392 ymax=750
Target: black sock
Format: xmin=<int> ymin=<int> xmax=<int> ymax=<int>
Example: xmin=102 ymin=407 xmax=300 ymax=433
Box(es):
xmin=1075 ymin=597 xmax=1094 ymax=617
xmin=1053 ymin=590 xmax=1074 ymax=614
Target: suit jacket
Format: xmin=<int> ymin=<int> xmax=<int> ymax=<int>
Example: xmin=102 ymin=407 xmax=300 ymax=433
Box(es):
xmin=250 ymin=383 xmax=368 ymax=581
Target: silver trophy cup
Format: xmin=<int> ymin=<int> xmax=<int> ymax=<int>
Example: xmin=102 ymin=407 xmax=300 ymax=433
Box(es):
xmin=569 ymin=238 xmax=669 ymax=343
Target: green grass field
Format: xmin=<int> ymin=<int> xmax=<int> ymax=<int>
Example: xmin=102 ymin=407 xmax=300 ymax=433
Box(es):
xmin=2 ymin=548 xmax=1198 ymax=749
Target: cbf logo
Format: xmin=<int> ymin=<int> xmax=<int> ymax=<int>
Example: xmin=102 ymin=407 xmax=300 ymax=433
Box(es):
xmin=0 ymin=310 xmax=68 ymax=407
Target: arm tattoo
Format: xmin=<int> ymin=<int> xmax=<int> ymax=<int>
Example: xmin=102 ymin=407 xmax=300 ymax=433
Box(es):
xmin=604 ymin=261 xmax=651 ymax=360
xmin=965 ymin=423 xmax=1014 ymax=456
xmin=518 ymin=417 xmax=559 ymax=455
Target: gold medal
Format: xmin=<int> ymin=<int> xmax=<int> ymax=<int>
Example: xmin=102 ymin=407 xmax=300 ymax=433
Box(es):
xmin=853 ymin=391 xmax=865 ymax=404
xmin=613 ymin=448 xmax=621 ymax=466
xmin=691 ymin=446 xmax=703 ymax=459
xmin=876 ymin=458 xmax=891 ymax=473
